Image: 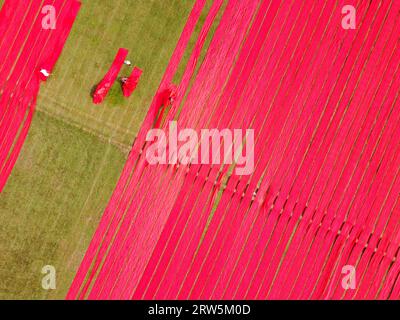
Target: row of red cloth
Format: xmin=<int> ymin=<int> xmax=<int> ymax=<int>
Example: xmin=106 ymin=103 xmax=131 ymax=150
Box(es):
xmin=0 ymin=0 xmax=80 ymax=193
xmin=69 ymin=0 xmax=400 ymax=300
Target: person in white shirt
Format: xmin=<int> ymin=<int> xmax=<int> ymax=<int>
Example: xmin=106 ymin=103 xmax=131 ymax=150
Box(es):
xmin=40 ymin=69 xmax=50 ymax=78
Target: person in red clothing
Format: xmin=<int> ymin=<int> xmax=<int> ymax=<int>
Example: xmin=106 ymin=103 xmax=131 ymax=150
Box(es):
xmin=161 ymin=86 xmax=177 ymax=107
xmin=154 ymin=85 xmax=177 ymax=128
xmin=167 ymin=89 xmax=176 ymax=106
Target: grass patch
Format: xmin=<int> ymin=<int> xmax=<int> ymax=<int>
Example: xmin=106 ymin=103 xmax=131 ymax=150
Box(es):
xmin=38 ymin=0 xmax=200 ymax=146
xmin=0 ymin=112 xmax=125 ymax=299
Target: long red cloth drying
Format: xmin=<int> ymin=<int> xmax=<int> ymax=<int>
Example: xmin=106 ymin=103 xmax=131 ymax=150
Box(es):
xmin=0 ymin=0 xmax=80 ymax=193
xmin=69 ymin=0 xmax=400 ymax=300
xmin=92 ymin=48 xmax=129 ymax=104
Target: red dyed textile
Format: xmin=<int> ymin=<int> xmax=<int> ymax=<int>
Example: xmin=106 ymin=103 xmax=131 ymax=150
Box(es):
xmin=92 ymin=48 xmax=129 ymax=104
xmin=69 ymin=0 xmax=400 ymax=300
xmin=67 ymin=0 xmax=208 ymax=299
xmin=154 ymin=84 xmax=177 ymax=128
xmin=122 ymin=67 xmax=142 ymax=97
xmin=159 ymin=86 xmax=177 ymax=107
xmin=0 ymin=0 xmax=80 ymax=193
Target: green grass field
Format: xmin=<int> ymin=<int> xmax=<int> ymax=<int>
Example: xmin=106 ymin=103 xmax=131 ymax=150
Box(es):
xmin=0 ymin=113 xmax=126 ymax=299
xmin=0 ymin=0 xmax=221 ymax=299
